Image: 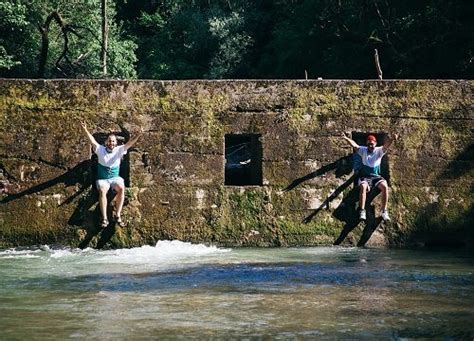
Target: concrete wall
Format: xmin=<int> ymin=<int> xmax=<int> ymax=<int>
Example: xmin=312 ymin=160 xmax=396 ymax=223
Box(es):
xmin=0 ymin=79 xmax=472 ymax=248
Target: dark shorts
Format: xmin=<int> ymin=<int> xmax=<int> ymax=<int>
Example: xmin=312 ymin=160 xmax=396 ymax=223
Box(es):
xmin=358 ymin=176 xmax=386 ymax=191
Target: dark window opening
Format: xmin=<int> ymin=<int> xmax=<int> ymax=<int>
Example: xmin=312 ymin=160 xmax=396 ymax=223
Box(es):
xmin=351 ymin=131 xmax=391 ymax=185
xmin=92 ymin=132 xmax=130 ymax=187
xmin=225 ymin=134 xmax=262 ymax=186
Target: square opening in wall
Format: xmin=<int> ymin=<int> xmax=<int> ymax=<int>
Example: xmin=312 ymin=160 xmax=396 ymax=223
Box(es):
xmin=351 ymin=131 xmax=391 ymax=185
xmin=225 ymin=134 xmax=262 ymax=186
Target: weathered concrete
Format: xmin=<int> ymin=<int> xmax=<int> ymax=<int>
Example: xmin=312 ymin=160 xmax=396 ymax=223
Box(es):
xmin=0 ymin=79 xmax=472 ymax=248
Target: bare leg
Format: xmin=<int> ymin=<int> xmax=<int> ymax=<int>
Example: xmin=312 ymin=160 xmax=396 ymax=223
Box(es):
xmin=359 ymin=183 xmax=368 ymax=210
xmin=377 ymin=180 xmax=389 ymax=211
xmin=112 ymin=184 xmax=125 ymax=219
xmin=98 ymin=186 xmax=109 ymax=222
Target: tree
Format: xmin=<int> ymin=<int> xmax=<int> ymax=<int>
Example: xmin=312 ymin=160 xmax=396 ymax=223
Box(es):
xmin=207 ymin=11 xmax=253 ymax=78
xmin=124 ymin=0 xmax=258 ymax=79
xmin=1 ymin=0 xmax=472 ymax=79
xmin=0 ymin=0 xmax=137 ymax=79
xmin=0 ymin=1 xmax=34 ymax=73
xmin=255 ymin=0 xmax=473 ymax=79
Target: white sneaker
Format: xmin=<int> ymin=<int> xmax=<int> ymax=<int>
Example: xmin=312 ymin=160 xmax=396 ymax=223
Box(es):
xmin=359 ymin=209 xmax=366 ymax=220
xmin=382 ymin=210 xmax=390 ymax=221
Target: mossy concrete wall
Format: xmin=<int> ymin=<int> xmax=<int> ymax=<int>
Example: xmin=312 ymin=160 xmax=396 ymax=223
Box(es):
xmin=0 ymin=79 xmax=472 ymax=249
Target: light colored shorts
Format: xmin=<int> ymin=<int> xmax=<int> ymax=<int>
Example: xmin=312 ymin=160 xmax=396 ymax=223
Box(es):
xmin=96 ymin=177 xmax=125 ymax=191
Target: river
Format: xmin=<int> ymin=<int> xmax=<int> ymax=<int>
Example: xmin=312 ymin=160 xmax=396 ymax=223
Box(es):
xmin=1 ymin=241 xmax=473 ymax=339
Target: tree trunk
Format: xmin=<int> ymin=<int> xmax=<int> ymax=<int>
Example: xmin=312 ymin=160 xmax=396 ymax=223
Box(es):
xmin=37 ymin=11 xmax=64 ymax=78
xmin=37 ymin=25 xmax=49 ymax=78
xmin=101 ymin=0 xmax=108 ymax=77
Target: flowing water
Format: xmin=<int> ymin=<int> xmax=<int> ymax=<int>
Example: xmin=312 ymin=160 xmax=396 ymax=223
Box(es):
xmin=1 ymin=241 xmax=473 ymax=339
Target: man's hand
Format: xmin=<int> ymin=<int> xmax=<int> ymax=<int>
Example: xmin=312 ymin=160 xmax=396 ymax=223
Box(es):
xmin=341 ymin=132 xmax=359 ymax=149
xmin=131 ymin=126 xmax=144 ymax=139
xmin=124 ymin=126 xmax=144 ymax=150
xmin=383 ymin=133 xmax=399 ymax=152
xmin=81 ymin=120 xmax=99 ymax=148
xmin=81 ymin=121 xmax=92 ymax=134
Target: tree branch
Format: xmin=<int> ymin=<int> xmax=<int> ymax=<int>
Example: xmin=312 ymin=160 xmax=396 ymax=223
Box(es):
xmin=37 ymin=11 xmax=71 ymax=78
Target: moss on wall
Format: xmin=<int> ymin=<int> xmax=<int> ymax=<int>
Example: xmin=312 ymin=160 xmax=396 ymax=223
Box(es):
xmin=0 ymin=79 xmax=472 ymax=249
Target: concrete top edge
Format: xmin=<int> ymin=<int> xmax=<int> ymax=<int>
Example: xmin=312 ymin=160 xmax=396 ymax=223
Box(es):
xmin=0 ymin=78 xmax=471 ymax=83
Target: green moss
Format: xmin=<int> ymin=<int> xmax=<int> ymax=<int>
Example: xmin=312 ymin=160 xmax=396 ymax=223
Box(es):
xmin=278 ymin=218 xmax=339 ymax=237
xmin=284 ymin=85 xmax=340 ymax=134
xmin=156 ymin=87 xmax=229 ymax=150
xmin=1 ymin=79 xmax=473 ymax=248
xmin=212 ymin=189 xmax=266 ymax=241
xmin=1 ymin=197 xmax=75 ymax=246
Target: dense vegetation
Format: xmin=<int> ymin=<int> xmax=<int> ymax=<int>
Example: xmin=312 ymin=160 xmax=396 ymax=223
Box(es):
xmin=1 ymin=0 xmax=472 ymax=79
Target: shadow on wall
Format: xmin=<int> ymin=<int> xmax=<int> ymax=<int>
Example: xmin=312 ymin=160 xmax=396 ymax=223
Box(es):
xmin=283 ymin=154 xmax=353 ymax=193
xmin=408 ymin=143 xmax=474 ymax=247
xmin=0 ymin=157 xmax=123 ymax=249
xmin=332 ymin=187 xmax=383 ymax=247
xmin=284 ymin=153 xmax=384 ymax=247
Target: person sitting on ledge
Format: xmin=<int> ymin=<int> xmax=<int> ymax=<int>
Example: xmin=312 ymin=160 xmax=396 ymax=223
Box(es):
xmin=342 ymin=132 xmax=399 ymax=222
xmin=81 ymin=122 xmax=142 ymax=228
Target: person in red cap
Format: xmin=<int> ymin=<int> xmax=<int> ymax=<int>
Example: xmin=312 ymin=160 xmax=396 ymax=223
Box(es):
xmin=342 ymin=132 xmax=399 ymax=221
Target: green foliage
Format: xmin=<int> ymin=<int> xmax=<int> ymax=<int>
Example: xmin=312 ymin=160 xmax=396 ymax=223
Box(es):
xmin=135 ymin=6 xmax=212 ymax=79
xmin=258 ymin=0 xmax=473 ymax=79
xmin=117 ymin=0 xmax=260 ymax=79
xmin=208 ymin=11 xmax=253 ymax=78
xmin=119 ymin=0 xmax=472 ymax=79
xmin=0 ymin=46 xmax=20 ymax=69
xmin=1 ymin=0 xmax=472 ymax=79
xmin=0 ymin=1 xmax=33 ymax=71
xmin=0 ymin=0 xmax=136 ymax=79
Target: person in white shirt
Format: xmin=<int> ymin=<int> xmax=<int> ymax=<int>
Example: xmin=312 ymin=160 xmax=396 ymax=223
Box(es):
xmin=81 ymin=122 xmax=142 ymax=228
xmin=342 ymin=132 xmax=398 ymax=221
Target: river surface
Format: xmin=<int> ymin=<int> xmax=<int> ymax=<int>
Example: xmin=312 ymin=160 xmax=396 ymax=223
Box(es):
xmin=1 ymin=241 xmax=473 ymax=339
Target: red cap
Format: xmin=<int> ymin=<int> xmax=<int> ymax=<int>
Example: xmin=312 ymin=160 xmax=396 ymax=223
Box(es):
xmin=367 ymin=135 xmax=377 ymax=143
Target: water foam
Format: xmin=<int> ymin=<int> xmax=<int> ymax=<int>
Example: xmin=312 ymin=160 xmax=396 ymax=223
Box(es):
xmin=1 ymin=240 xmax=229 ymax=266
xmin=96 ymin=240 xmax=229 ymax=265
xmin=0 ymin=247 xmax=43 ymax=258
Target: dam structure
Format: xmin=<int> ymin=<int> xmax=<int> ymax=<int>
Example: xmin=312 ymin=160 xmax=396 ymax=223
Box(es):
xmin=0 ymin=79 xmax=472 ymax=248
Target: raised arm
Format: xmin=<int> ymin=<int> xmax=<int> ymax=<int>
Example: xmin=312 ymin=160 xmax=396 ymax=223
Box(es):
xmin=341 ymin=132 xmax=360 ymax=150
xmin=382 ymin=133 xmax=399 ymax=153
xmin=124 ymin=127 xmax=144 ymax=151
xmin=81 ymin=121 xmax=99 ymax=151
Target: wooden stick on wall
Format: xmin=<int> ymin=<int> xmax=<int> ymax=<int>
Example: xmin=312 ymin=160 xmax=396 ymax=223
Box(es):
xmin=374 ymin=49 xmax=383 ymax=80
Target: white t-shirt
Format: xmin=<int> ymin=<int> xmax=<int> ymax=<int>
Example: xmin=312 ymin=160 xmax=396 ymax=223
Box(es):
xmin=95 ymin=145 xmax=127 ymax=179
xmin=357 ymin=146 xmax=385 ymax=176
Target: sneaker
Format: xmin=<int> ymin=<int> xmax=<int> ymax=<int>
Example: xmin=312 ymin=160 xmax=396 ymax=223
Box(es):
xmin=382 ymin=210 xmax=390 ymax=222
xmin=359 ymin=209 xmax=366 ymax=221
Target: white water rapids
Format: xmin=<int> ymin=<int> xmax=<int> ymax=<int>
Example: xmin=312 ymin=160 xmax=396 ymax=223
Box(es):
xmin=1 ymin=241 xmax=473 ymax=339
